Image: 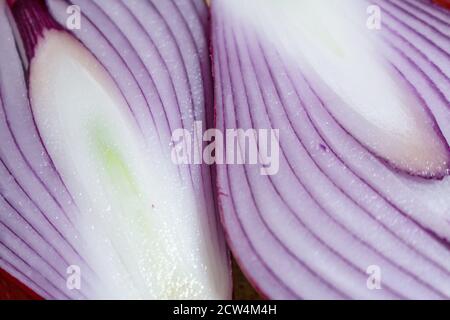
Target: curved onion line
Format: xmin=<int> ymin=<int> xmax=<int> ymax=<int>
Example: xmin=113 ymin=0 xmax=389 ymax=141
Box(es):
xmin=1 ymin=0 xmax=228 ymax=299
xmin=0 ymin=11 xmax=79 ymax=232
xmin=146 ymin=0 xmax=206 ymax=125
xmin=67 ymin=0 xmax=220 ymax=253
xmin=393 ymin=0 xmax=450 ymax=34
xmin=376 ymin=1 xmax=450 ymax=72
xmin=213 ymin=10 xmax=298 ymax=299
xmin=172 ymin=0 xmax=214 ymax=126
xmin=220 ymin=12 xmax=374 ymax=299
xmin=67 ymin=3 xmax=225 ymax=296
xmin=381 ymin=32 xmax=450 ymax=144
xmin=382 ymin=23 xmax=450 ymax=102
xmin=239 ymin=18 xmax=446 ymax=298
xmin=0 ymin=171 xmax=74 ymax=280
xmin=4 ymin=3 xmax=79 ymax=224
xmin=214 ymin=12 xmax=347 ymax=299
xmin=260 ymin=56 xmax=447 ymax=297
xmin=170 ymin=0 xmax=223 ymax=237
xmin=51 ymin=0 xmax=161 ymax=144
xmin=233 ymin=28 xmax=407 ymax=299
xmin=213 ymin=0 xmax=450 ymax=299
xmin=123 ymin=0 xmax=219 ymax=239
xmin=59 ymin=0 xmax=188 ymax=196
xmin=284 ymin=57 xmax=445 ymax=290
xmin=264 ymin=40 xmax=450 ymax=275
xmin=50 ymin=0 xmax=225 ymax=265
xmin=67 ymin=0 xmax=193 ymax=174
xmin=260 ymin=44 xmax=450 ymax=297
xmin=285 ymin=56 xmax=450 ymax=252
xmin=268 ymin=4 xmax=450 ymax=240
xmin=0 ymin=249 xmax=59 ymax=299
xmin=384 ymin=0 xmax=450 ymax=42
xmin=0 ymin=5 xmax=97 ymax=297
xmin=411 ymin=0 xmax=450 ymax=23
xmin=0 ymin=221 xmax=76 ymax=299
xmin=379 ymin=3 xmax=450 ymax=101
xmin=0 ymin=154 xmax=99 ymax=296
xmin=212 ymin=13 xmax=303 ymax=300
xmin=385 ymin=50 xmax=449 ymax=143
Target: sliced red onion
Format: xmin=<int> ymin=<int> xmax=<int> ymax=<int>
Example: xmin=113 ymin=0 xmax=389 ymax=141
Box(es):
xmin=213 ymin=0 xmax=450 ymax=299
xmin=0 ymin=0 xmax=230 ymax=299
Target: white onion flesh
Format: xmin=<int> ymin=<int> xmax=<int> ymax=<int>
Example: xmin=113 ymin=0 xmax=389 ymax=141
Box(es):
xmin=213 ymin=0 xmax=450 ymax=299
xmin=221 ymin=0 xmax=449 ymax=178
xmin=0 ymin=0 xmax=231 ymax=300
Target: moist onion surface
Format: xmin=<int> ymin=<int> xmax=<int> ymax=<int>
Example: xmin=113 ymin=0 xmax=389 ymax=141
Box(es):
xmin=212 ymin=0 xmax=450 ymax=299
xmin=0 ymin=0 xmax=231 ymax=299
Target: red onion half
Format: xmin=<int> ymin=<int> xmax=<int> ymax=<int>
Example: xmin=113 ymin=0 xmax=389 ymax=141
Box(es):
xmin=0 ymin=0 xmax=231 ymax=299
xmin=212 ymin=0 xmax=450 ymax=299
